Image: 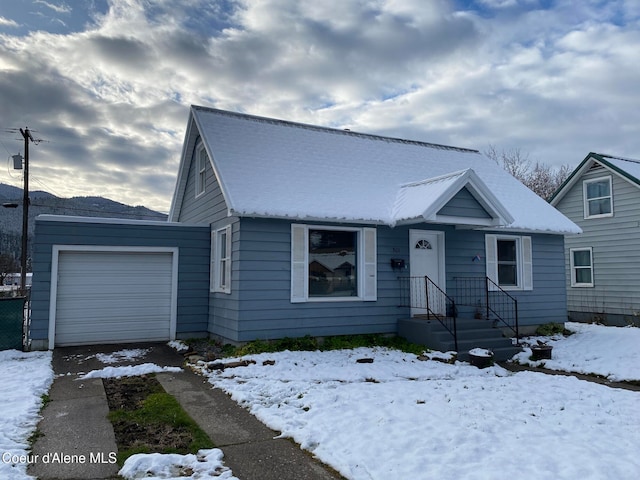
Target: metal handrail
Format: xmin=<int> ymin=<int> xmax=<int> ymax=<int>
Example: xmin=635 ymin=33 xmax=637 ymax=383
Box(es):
xmin=424 ymin=276 xmax=458 ymax=352
xmin=398 ymin=276 xmax=458 ymax=351
xmin=485 ymin=277 xmax=519 ymax=342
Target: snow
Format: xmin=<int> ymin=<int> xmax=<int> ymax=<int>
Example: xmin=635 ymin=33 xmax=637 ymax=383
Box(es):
xmin=0 ymin=350 xmax=53 ymax=480
xmin=514 ymin=322 xmax=640 ymax=382
xmin=189 ymin=107 xmax=580 ymax=234
xmin=597 ymin=154 xmax=640 ymax=183
xmin=468 ymin=347 xmax=493 ymax=357
xmin=119 ymin=449 xmax=238 ymax=480
xmin=79 ymin=362 xmax=182 ymax=379
xmin=2 ymin=323 xmax=639 ymax=479
xmin=95 ymin=348 xmax=151 ymax=364
xmin=167 ymin=340 xmax=189 ymax=352
xmin=196 ymin=325 xmax=640 ymax=480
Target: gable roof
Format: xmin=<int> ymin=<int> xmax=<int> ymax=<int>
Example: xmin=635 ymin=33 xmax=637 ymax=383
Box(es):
xmin=392 ymin=169 xmax=513 ymax=227
xmin=549 ymin=152 xmax=640 ymax=206
xmin=170 ymin=106 xmax=580 ymax=234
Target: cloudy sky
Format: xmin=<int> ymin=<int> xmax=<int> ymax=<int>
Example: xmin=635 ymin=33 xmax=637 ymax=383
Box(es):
xmin=1 ymin=0 xmax=639 ymax=213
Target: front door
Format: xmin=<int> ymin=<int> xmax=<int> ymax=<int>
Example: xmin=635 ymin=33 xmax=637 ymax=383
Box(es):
xmin=409 ymin=230 xmax=445 ymax=316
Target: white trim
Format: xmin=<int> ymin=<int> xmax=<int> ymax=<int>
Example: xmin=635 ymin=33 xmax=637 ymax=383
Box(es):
xmin=409 ymin=229 xmax=446 ymax=287
xmin=409 ymin=229 xmax=446 ymax=316
xmin=212 ymin=225 xmax=232 ymax=294
xmin=195 ymin=142 xmax=207 ymax=198
xmin=393 ymin=169 xmax=514 ymax=227
xmin=485 ymin=234 xmax=533 ymax=291
xmin=583 ymin=175 xmax=613 ymax=219
xmin=48 ymin=245 xmax=179 ymax=349
xmin=551 ymin=155 xmax=640 ymax=208
xmin=290 ymin=224 xmax=376 ymax=303
xmin=191 ymin=109 xmax=234 ymax=216
xmin=36 ymin=215 xmax=199 ymax=227
xmin=570 ymin=247 xmax=594 ymax=287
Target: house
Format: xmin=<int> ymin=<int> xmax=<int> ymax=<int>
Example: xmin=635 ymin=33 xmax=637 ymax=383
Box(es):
xmin=550 ymin=152 xmax=640 ymax=326
xmin=29 ymin=106 xmax=580 ymax=356
xmin=168 ymin=107 xmax=580 ymax=350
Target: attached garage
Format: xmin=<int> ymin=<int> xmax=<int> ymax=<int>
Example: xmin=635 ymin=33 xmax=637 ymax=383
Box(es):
xmin=49 ymin=246 xmax=178 ymax=348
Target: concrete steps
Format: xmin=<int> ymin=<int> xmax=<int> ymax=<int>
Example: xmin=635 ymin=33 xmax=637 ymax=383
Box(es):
xmin=398 ymin=316 xmax=521 ymax=362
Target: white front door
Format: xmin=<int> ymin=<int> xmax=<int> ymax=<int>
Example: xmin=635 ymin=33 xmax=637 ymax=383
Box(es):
xmin=409 ymin=230 xmax=446 ymax=316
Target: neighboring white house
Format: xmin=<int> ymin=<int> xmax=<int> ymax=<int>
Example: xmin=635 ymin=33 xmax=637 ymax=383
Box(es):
xmin=550 ymin=152 xmax=640 ymax=326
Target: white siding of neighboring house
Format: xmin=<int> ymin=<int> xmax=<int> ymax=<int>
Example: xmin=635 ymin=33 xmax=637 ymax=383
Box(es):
xmin=555 ymin=163 xmax=640 ymax=323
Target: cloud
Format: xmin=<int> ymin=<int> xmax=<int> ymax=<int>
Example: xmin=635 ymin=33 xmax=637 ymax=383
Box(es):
xmin=1 ymin=0 xmax=640 ymax=212
xmin=34 ymin=1 xmax=72 ymax=14
xmin=0 ymin=16 xmax=19 ymax=27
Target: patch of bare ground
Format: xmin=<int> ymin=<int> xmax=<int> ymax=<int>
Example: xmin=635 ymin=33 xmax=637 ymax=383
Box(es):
xmin=103 ymin=374 xmax=213 ymax=463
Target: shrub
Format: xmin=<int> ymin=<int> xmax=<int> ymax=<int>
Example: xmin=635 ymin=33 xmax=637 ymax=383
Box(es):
xmin=535 ymin=322 xmax=565 ymax=336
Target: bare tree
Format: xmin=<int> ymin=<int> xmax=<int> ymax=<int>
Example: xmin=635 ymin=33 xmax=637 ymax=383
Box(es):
xmin=485 ymin=145 xmax=571 ymax=200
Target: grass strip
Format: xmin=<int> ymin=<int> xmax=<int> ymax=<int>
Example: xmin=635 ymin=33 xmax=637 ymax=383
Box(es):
xmin=105 ymin=375 xmax=213 ymax=465
xmin=223 ymin=333 xmax=427 ymax=357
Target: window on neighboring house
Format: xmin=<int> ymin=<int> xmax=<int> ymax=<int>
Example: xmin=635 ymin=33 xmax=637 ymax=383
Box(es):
xmin=196 ymin=144 xmax=207 ymax=197
xmin=290 ymin=224 xmax=377 ymax=302
xmin=485 ymin=234 xmax=533 ymax=290
xmin=211 ymin=225 xmax=232 ymax=293
xmin=570 ymin=248 xmax=593 ymax=287
xmin=583 ymin=176 xmax=612 ymax=218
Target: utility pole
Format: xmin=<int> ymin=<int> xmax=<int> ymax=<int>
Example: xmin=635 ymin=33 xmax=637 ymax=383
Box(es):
xmin=19 ymin=127 xmax=34 ymax=296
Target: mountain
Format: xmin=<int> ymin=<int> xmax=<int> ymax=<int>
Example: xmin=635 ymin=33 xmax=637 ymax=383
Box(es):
xmin=0 ymin=183 xmax=168 ymax=263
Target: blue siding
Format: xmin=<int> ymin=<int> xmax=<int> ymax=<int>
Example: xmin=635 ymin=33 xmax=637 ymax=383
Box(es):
xmin=438 ymin=187 xmax=491 ymax=219
xmin=444 ymin=229 xmax=567 ymax=325
xmin=176 ymin=139 xmax=229 ymax=224
xmin=31 ymin=218 xmax=211 ymax=348
xmin=208 ymin=218 xmax=241 ymax=340
xmin=217 ymin=218 xmax=401 ymax=341
xmin=209 ymin=219 xmax=567 ymax=342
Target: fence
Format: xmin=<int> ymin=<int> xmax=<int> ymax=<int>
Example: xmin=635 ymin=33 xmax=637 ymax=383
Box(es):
xmin=0 ymin=296 xmax=26 ymax=351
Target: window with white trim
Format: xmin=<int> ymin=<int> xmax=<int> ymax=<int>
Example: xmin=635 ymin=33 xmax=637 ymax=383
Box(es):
xmin=211 ymin=225 xmax=232 ymax=293
xmin=291 ymin=224 xmax=377 ymax=302
xmin=196 ymin=144 xmax=207 ymax=197
xmin=570 ymin=247 xmax=593 ymax=287
xmin=485 ymin=234 xmax=533 ymax=290
xmin=583 ymin=176 xmax=612 ymax=218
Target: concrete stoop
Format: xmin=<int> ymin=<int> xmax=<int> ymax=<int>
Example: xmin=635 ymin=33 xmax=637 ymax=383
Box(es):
xmin=398 ymin=316 xmax=522 ymax=362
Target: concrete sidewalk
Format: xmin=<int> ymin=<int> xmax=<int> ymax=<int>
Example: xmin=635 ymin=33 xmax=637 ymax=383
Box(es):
xmin=29 ymin=343 xmax=341 ymax=480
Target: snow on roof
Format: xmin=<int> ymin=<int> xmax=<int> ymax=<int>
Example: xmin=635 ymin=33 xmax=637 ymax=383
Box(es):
xmin=550 ymin=152 xmax=640 ymax=206
xmin=392 ymin=169 xmax=514 ymax=226
xmin=595 ymin=153 xmax=640 ymax=184
xmin=189 ymin=106 xmax=580 ymax=234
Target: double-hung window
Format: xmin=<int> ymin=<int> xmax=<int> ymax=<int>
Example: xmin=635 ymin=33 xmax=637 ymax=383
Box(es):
xmin=211 ymin=225 xmax=232 ymax=293
xmin=570 ymin=247 xmax=593 ymax=287
xmin=291 ymin=224 xmax=377 ymax=302
xmin=196 ymin=144 xmax=207 ymax=197
xmin=583 ymin=176 xmax=612 ymax=218
xmin=485 ymin=234 xmax=533 ymax=290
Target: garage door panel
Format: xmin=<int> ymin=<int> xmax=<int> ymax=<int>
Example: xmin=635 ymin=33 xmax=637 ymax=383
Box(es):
xmin=54 ymin=250 xmax=175 ymax=346
xmin=56 ymin=318 xmax=171 ymax=336
xmin=56 ymin=293 xmax=172 ymax=308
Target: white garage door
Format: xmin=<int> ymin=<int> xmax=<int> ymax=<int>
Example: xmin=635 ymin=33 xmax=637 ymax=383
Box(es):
xmin=53 ymin=249 xmax=176 ymax=346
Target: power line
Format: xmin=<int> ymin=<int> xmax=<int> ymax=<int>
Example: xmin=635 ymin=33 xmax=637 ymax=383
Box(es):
xmin=30 ymin=176 xmax=65 ymax=198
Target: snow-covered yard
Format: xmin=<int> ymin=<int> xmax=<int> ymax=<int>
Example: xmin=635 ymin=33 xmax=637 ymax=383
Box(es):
xmin=1 ymin=322 xmax=639 ymax=479
xmin=198 ymin=323 xmax=640 ymax=480
xmin=0 ymin=349 xmax=53 ymax=480
xmin=514 ymin=322 xmax=640 ymax=382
